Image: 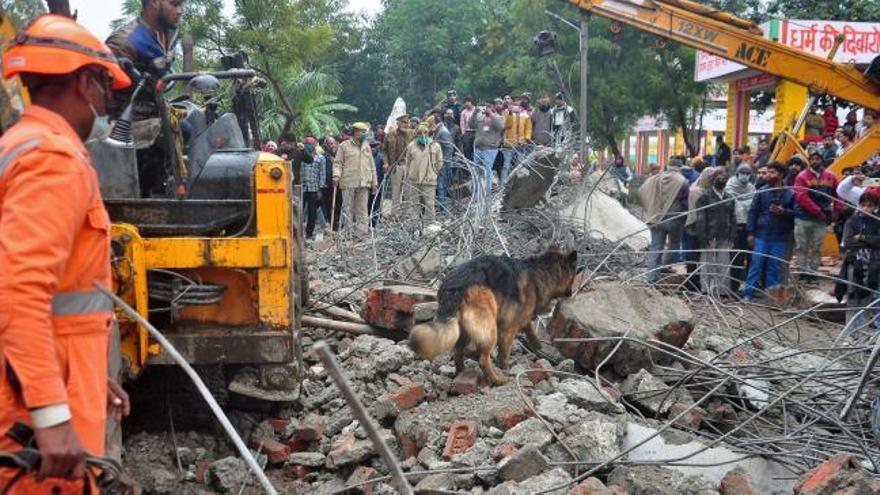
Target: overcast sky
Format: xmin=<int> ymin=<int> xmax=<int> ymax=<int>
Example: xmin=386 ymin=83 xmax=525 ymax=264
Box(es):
xmin=73 ymin=0 xmax=384 ymax=41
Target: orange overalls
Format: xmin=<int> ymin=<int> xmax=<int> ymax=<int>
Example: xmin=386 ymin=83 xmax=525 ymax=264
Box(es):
xmin=0 ymin=105 xmax=112 ymax=493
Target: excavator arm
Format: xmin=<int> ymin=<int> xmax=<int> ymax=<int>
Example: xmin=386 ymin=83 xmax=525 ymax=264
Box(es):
xmin=567 ymin=0 xmax=880 ymax=112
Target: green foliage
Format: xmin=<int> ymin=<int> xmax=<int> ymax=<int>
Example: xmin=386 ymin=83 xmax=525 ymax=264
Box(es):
xmin=106 ymin=0 xmax=358 ymax=141
xmin=767 ymin=0 xmax=880 ymax=22
xmin=2 ymin=0 xmax=46 ymax=28
xmin=256 ymin=69 xmax=356 ymax=139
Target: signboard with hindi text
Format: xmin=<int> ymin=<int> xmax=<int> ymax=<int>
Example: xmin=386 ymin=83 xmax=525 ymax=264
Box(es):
xmin=695 ymin=19 xmax=880 ymax=82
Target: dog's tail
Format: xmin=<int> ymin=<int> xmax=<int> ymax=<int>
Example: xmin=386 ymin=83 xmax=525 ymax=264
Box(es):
xmin=408 ymin=315 xmax=460 ymax=360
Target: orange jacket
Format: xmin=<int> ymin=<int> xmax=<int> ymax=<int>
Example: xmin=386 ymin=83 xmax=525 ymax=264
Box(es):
xmin=0 ymin=105 xmax=112 ymax=444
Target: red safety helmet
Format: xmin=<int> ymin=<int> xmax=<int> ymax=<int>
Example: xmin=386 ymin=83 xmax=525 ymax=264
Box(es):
xmin=3 ymin=14 xmax=131 ymax=90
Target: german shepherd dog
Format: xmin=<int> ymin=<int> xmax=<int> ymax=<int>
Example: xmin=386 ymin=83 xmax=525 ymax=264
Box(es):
xmin=409 ymin=246 xmax=578 ymax=385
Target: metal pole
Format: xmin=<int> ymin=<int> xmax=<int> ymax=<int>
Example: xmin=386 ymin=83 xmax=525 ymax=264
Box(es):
xmin=579 ymin=14 xmax=589 ymax=166
xmin=313 ymin=341 xmax=414 ymax=495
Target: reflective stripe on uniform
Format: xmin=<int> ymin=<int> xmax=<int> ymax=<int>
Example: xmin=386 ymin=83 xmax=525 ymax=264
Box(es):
xmin=0 ymin=139 xmax=42 ymax=177
xmin=51 ymin=290 xmax=113 ymax=316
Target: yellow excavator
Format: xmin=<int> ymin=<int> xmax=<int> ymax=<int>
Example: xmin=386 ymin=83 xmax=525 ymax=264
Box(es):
xmin=0 ymin=8 xmax=305 ymax=401
xmin=567 ymin=0 xmax=880 ymax=176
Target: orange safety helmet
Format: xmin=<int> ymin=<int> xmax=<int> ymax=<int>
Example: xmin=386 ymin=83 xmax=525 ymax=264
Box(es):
xmin=3 ymin=14 xmax=131 ymax=90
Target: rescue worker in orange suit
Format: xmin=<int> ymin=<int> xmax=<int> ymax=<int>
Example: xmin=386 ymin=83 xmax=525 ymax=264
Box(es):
xmin=0 ymin=15 xmax=132 ymax=493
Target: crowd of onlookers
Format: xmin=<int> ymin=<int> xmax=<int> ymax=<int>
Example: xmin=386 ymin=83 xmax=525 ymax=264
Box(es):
xmin=634 ymin=106 xmax=880 ymax=328
xmin=260 ymin=89 xmax=577 ymax=239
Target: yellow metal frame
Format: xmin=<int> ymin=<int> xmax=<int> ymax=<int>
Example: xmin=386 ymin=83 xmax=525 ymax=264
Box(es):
xmin=112 ymin=153 xmax=293 ymax=374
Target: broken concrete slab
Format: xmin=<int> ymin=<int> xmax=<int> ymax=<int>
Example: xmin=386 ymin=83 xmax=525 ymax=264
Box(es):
xmin=556 ymin=378 xmax=625 ymax=414
xmin=497 ymin=444 xmax=550 ymax=482
xmin=559 ymin=176 xmax=650 ymax=251
xmin=500 ymin=417 xmax=553 ymax=449
xmin=563 ymin=415 xmax=623 ymax=463
xmin=502 ymin=149 xmax=560 ymax=210
xmin=288 ymin=451 xmax=326 ymax=467
xmin=622 ymin=422 xmax=794 ymax=493
xmin=549 ymin=283 xmax=694 ymax=378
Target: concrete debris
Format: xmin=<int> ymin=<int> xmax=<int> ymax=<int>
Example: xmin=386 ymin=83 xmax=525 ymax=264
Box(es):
xmin=502 ymin=148 xmax=560 ymax=210
xmin=621 ymin=368 xmax=684 ymax=416
xmin=559 ymin=172 xmax=650 ymax=251
xmin=121 ymin=157 xmax=880 ymax=495
xmin=556 ymin=378 xmax=625 ymax=414
xmin=549 ymin=283 xmax=694 ymax=377
xmin=500 ymin=417 xmax=553 ymax=448
xmin=488 ymin=467 xmax=572 ymax=495
xmin=207 ymin=457 xmax=250 ymax=493
xmin=288 ymin=451 xmax=326 ymax=467
xmin=398 ymin=245 xmax=446 ymax=281
xmin=607 ymin=465 xmax=716 ymax=495
xmin=497 ymin=444 xmax=550 ymax=482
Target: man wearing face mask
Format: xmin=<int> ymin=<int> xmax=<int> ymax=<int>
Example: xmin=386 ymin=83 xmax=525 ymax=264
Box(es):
xmin=334 ymin=123 xmax=379 ymax=238
xmin=404 ymin=123 xmax=443 ymax=222
xmin=725 ymin=164 xmax=757 ymax=293
xmin=793 ymin=151 xmax=840 ymax=281
xmin=0 ymin=15 xmax=132 ymax=493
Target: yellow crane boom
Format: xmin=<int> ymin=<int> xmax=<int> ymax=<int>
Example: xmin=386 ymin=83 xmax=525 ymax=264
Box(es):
xmin=568 ymin=0 xmax=880 ymax=176
xmin=568 ymin=0 xmax=879 ymax=111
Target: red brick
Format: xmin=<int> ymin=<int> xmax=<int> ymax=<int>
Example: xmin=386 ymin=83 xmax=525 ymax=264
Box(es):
xmin=285 ymin=436 xmax=310 ymax=453
xmin=286 ymin=465 xmax=310 ymax=481
xmin=654 ymin=322 xmax=694 ymax=349
xmin=195 ymin=459 xmax=211 ymax=484
xmin=669 ymin=403 xmax=704 ymax=430
xmin=442 ymin=419 xmax=477 ymax=460
xmin=268 ymin=418 xmax=290 ymax=434
xmin=384 ymin=382 xmax=425 ymax=412
xmin=360 ymin=286 xmax=436 ymax=330
xmin=567 ymin=477 xmax=613 ymax=495
xmin=250 ymin=437 xmax=290 ymax=464
xmin=607 ymin=484 xmax=627 ymax=494
xmin=795 ymin=453 xmax=865 ymax=494
xmin=295 ymin=413 xmax=326 ymax=442
xmin=719 ymin=468 xmax=758 ymax=495
xmin=347 ymin=466 xmax=379 ymax=495
xmin=729 ymin=347 xmax=751 ymax=363
xmin=494 ymin=406 xmax=528 ymax=431
xmin=527 ymin=359 xmax=554 ymax=384
xmin=493 ymin=443 xmax=519 ymax=461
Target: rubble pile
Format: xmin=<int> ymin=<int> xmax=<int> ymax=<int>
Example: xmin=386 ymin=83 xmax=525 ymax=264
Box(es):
xmin=121 ymin=154 xmax=880 ymax=493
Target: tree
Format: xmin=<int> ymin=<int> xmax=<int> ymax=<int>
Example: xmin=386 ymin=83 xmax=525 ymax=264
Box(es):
xmin=228 ymin=0 xmax=336 ymax=138
xmin=644 ymin=44 xmax=708 ymax=156
xmin=767 ymin=0 xmax=879 ymax=22
xmin=256 ymin=70 xmax=356 ymax=139
xmin=2 ymin=0 xmax=46 ymax=27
